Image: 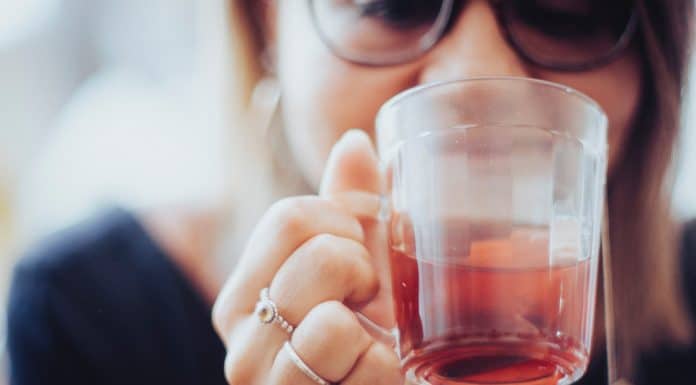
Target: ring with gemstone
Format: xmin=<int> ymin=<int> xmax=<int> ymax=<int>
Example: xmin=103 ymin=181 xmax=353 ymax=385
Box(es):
xmin=254 ymin=288 xmax=295 ymax=334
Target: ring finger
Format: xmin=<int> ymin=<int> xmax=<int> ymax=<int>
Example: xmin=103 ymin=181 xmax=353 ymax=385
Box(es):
xmin=268 ymin=301 xmax=373 ymax=385
xmin=222 ymin=234 xmax=378 ymax=383
xmin=269 ymin=233 xmax=378 ymax=328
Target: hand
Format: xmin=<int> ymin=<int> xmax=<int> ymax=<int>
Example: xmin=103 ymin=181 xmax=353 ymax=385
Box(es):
xmin=212 ymin=130 xmax=402 ymax=385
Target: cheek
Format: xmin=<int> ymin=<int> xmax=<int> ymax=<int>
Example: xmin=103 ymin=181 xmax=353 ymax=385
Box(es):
xmin=277 ymin=4 xmax=419 ymax=187
xmin=538 ymin=52 xmax=642 ymax=173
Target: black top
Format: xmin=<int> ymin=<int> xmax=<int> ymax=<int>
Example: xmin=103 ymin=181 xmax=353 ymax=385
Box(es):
xmin=6 ymin=209 xmax=226 ymax=385
xmin=6 ymin=209 xmax=696 ymax=385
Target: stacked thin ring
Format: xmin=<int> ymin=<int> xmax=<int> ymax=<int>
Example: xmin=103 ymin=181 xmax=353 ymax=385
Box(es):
xmin=254 ymin=288 xmax=333 ymax=385
xmin=283 ymin=341 xmax=332 ymax=385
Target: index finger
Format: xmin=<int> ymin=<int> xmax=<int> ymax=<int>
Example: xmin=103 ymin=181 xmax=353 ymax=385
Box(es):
xmin=213 ymin=196 xmax=364 ymax=336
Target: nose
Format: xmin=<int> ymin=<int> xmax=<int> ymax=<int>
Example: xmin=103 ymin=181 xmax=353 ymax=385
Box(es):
xmin=419 ymin=0 xmax=530 ymax=84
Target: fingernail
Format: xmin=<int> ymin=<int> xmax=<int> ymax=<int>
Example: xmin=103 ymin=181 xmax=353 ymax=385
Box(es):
xmin=338 ymin=128 xmax=376 ymax=154
xmin=340 ymin=128 xmax=367 ymax=144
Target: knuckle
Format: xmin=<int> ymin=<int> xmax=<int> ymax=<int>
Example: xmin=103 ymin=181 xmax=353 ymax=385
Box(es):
xmin=351 ymin=343 xmax=402 ymax=385
xmin=211 ymin=301 xmax=227 ymax=337
xmin=308 ymin=300 xmax=360 ymax=337
xmin=211 ymin=289 xmax=243 ymax=341
xmin=224 ymin=354 xmax=253 ymax=385
xmin=367 ymin=342 xmax=400 ymax=369
xmin=304 ymin=233 xmax=340 ymax=257
xmin=303 ymin=234 xmax=349 ymax=277
xmin=270 ymin=197 xmax=314 ymax=234
xmin=299 ymin=235 xmax=377 ymax=300
xmin=361 ymin=265 xmax=380 ymax=298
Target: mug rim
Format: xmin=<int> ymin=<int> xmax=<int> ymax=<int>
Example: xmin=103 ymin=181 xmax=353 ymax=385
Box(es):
xmin=377 ymin=76 xmax=606 ymax=120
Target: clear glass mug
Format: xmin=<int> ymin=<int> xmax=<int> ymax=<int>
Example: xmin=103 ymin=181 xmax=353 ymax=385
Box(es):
xmin=371 ymin=77 xmax=607 ymax=385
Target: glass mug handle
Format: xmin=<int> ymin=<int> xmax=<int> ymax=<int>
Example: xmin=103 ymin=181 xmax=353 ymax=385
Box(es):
xmin=356 ymin=311 xmax=398 ymax=347
xmin=325 ymin=190 xmax=398 ymax=348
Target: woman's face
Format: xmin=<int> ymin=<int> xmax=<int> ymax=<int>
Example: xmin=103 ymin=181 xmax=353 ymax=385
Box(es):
xmin=272 ymin=1 xmax=642 ymax=188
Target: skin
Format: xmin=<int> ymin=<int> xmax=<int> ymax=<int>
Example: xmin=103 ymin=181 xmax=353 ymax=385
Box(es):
xmin=212 ymin=1 xmax=643 ymax=384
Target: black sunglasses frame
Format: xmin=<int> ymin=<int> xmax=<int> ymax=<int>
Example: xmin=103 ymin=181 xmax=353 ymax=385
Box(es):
xmin=308 ymin=0 xmax=640 ymax=72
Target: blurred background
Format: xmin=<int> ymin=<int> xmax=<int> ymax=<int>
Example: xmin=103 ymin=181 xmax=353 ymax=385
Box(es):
xmin=0 ymin=0 xmax=231 ymax=380
xmin=0 ymin=0 xmax=694 ymax=381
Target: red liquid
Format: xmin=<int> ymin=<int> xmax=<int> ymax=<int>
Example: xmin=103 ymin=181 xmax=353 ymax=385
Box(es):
xmin=400 ymin=333 xmax=586 ymax=385
xmin=389 ymin=221 xmax=595 ymax=385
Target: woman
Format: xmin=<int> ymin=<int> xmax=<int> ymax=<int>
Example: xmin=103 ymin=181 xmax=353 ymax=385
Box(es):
xmin=7 ymin=1 xmax=696 ymax=384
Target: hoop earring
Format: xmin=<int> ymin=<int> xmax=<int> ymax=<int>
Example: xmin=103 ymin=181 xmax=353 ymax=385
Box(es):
xmin=250 ymin=43 xmax=281 ymax=139
xmin=250 ymin=75 xmax=281 ymax=140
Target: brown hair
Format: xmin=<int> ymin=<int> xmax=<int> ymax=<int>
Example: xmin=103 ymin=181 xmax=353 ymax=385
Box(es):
xmin=605 ymin=0 xmax=694 ymax=376
xmin=226 ymin=0 xmax=694 ymax=378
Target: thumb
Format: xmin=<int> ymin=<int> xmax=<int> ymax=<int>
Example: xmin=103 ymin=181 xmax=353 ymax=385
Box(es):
xmin=319 ymin=129 xmax=383 ymax=218
xmin=320 ymin=129 xmax=395 ymax=333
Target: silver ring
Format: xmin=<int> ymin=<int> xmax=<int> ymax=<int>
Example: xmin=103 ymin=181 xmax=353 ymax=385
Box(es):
xmin=254 ymin=288 xmax=295 ymax=334
xmin=283 ymin=341 xmax=332 ymax=385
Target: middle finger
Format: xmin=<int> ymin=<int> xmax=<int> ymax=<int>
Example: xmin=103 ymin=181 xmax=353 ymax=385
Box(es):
xmin=269 ymin=233 xmax=379 ymax=327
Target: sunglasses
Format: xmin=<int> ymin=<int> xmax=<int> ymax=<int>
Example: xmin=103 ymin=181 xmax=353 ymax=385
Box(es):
xmin=309 ymin=0 xmax=639 ymax=71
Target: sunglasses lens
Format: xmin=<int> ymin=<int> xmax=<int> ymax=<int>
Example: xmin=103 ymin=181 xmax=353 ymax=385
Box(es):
xmin=311 ymin=0 xmax=448 ymax=65
xmin=501 ymin=0 xmax=635 ymax=68
xmin=311 ymin=0 xmax=636 ymax=69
